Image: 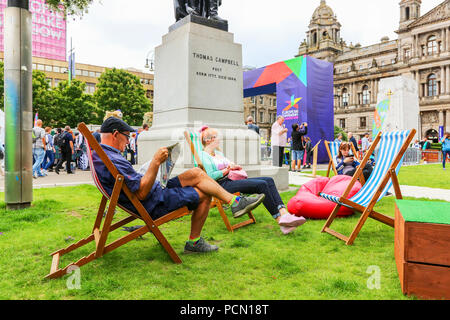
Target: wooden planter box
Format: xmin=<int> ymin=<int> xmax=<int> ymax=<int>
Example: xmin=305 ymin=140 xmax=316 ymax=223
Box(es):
xmin=421 ymin=150 xmax=440 ymax=163
xmin=395 ymin=200 xmax=450 ymax=300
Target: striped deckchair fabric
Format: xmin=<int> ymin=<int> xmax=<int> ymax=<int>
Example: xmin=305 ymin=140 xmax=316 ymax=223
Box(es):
xmin=183 ymin=129 xmax=256 ymax=232
xmin=187 ymin=130 xmax=203 ymax=168
xmin=319 ymin=129 xmax=416 ymax=245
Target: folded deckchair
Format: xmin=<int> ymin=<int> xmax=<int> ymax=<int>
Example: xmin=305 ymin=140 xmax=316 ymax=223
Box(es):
xmin=45 ymin=123 xmax=191 ymax=279
xmin=184 ymin=130 xmax=256 ymax=232
xmin=320 ymin=129 xmax=416 ymax=245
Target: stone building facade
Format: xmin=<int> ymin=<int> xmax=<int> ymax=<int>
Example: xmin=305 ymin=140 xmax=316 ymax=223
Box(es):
xmin=243 ymin=94 xmax=277 ymax=141
xmin=296 ymin=0 xmax=450 ymax=142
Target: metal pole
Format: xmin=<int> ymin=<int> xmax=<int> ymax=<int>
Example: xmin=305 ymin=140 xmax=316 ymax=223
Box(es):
xmin=4 ymin=0 xmax=33 ymax=210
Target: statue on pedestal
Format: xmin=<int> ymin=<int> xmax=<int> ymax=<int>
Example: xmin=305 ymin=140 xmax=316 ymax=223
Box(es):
xmin=174 ymin=0 xmax=226 ymax=23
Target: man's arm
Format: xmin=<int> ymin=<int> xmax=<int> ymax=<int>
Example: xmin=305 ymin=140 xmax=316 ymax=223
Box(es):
xmin=135 ymin=148 xmax=168 ymax=201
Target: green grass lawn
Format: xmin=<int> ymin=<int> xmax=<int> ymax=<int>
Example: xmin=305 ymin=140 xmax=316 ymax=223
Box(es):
xmin=1 ymin=184 xmax=446 ymax=300
xmin=313 ymin=163 xmax=450 ymax=190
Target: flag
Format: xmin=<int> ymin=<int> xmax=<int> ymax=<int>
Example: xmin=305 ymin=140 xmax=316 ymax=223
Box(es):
xmin=34 ymin=112 xmax=38 ymax=127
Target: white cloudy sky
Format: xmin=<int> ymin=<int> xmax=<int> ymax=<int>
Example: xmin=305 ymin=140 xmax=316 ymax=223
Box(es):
xmin=66 ymin=0 xmax=444 ymax=72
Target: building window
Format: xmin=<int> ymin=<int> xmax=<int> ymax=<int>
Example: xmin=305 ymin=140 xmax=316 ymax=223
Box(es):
xmin=37 ymin=64 xmax=45 ymax=71
xmin=427 ymin=35 xmax=437 ymax=55
xmin=76 ymin=69 xmax=82 ymax=76
xmin=259 ymin=96 xmax=264 ymax=104
xmin=272 ymin=98 xmax=276 ymax=107
xmin=362 ymin=85 xmax=370 ymax=104
xmin=405 ymin=7 xmax=410 ymax=20
xmin=381 ymin=61 xmax=385 ymax=67
xmin=339 ymin=119 xmax=346 ymax=129
xmin=60 ymin=67 xmax=67 ymax=74
xmin=32 ymin=63 xmax=37 ymax=70
xmin=427 ymin=74 xmax=437 ymax=96
xmin=82 ymin=70 xmax=89 ymax=77
xmin=251 ymin=96 xmax=256 ymax=104
xmin=359 ymin=65 xmax=364 ymax=70
xmin=259 ymin=111 xmax=264 ymax=123
xmin=404 ymin=48 xmax=411 ymax=60
xmin=391 ymin=58 xmax=396 ymax=64
xmin=95 ymin=72 xmax=101 ymax=78
xmin=85 ymin=83 xmax=96 ymax=94
xmin=45 ymin=65 xmax=52 ymax=72
xmin=342 ymin=88 xmax=349 ymax=106
xmin=89 ymin=71 xmax=96 ymax=77
xmin=360 ymin=117 xmax=367 ymax=128
xmin=53 ymin=66 xmax=60 ymax=73
xmin=251 ymin=110 xmax=256 ymax=120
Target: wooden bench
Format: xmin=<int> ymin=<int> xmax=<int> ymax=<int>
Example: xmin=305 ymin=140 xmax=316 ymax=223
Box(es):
xmin=395 ymin=200 xmax=450 ymax=300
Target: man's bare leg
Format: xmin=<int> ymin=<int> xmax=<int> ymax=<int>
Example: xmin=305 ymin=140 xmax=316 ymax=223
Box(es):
xmin=178 ymin=167 xmax=234 ymax=204
xmin=189 ymin=188 xmax=211 ymax=239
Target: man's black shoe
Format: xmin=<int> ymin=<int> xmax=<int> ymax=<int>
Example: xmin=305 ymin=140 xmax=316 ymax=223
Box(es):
xmin=55 ymin=168 xmax=60 ymax=175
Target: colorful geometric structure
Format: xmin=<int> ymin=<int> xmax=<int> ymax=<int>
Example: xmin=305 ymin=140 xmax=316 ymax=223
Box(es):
xmin=243 ymin=55 xmax=334 ymax=163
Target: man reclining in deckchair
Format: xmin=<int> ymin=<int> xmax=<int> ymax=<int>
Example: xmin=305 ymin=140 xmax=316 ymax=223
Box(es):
xmin=93 ymin=117 xmax=265 ymax=254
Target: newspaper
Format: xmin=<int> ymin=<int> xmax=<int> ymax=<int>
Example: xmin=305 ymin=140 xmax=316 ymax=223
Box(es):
xmin=138 ymin=142 xmax=180 ymax=188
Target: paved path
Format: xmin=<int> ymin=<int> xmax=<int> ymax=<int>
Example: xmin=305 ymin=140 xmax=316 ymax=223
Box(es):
xmin=0 ymin=168 xmax=449 ymax=202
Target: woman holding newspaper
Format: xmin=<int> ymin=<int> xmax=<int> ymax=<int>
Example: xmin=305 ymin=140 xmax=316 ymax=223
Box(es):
xmin=199 ymin=126 xmax=307 ymax=234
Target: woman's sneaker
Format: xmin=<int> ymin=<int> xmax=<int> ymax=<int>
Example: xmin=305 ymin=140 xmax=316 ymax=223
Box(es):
xmin=231 ymin=194 xmax=265 ymax=218
xmin=184 ymin=237 xmax=219 ymax=254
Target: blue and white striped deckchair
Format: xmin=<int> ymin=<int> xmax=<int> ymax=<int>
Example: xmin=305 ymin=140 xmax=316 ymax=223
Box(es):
xmin=324 ymin=140 xmax=359 ymax=177
xmin=320 ymin=129 xmax=416 ymax=245
xmin=183 ymin=130 xmax=256 ymax=233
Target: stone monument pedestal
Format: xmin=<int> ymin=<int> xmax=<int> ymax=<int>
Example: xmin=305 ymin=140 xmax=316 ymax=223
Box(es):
xmin=376 ymin=76 xmax=419 ymax=140
xmin=138 ymin=16 xmax=289 ymax=190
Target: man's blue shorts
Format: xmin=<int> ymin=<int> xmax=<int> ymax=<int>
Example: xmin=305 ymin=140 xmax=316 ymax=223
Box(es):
xmin=291 ymin=150 xmax=304 ymax=161
xmin=150 ymin=177 xmax=200 ymax=220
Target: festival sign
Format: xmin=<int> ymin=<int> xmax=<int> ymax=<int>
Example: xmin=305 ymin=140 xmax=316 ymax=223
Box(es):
xmin=372 ymin=97 xmax=391 ymax=140
xmin=243 ymin=55 xmax=334 ymax=163
xmin=0 ymin=0 xmax=67 ymax=61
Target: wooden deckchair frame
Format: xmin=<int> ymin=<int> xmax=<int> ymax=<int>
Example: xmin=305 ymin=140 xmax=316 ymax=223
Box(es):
xmin=184 ymin=131 xmax=256 ymax=233
xmin=45 ymin=123 xmax=191 ymax=279
xmin=321 ymin=129 xmax=416 ymax=245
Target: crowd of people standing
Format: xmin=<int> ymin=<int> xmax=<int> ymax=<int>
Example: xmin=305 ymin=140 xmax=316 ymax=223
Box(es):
xmin=31 ymin=119 xmax=147 ymax=178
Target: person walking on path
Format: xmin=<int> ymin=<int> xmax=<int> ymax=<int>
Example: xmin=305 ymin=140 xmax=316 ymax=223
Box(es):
xmin=42 ymin=126 xmax=55 ymax=173
xmin=55 ymin=126 xmax=74 ymax=174
xmin=32 ymin=119 xmax=46 ymax=178
xmin=441 ymin=132 xmax=450 ymax=170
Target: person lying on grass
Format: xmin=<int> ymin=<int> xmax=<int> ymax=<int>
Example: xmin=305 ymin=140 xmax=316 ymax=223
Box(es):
xmin=199 ymin=126 xmax=307 ymax=235
xmin=92 ymin=117 xmax=265 ymax=254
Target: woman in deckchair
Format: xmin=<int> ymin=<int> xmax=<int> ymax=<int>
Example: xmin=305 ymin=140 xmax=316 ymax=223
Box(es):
xmin=199 ymin=126 xmax=306 ymax=234
xmin=334 ymin=142 xmax=373 ymax=181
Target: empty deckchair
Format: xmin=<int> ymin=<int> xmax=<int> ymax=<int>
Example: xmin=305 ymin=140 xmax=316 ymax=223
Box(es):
xmin=184 ymin=130 xmax=256 ymax=232
xmin=320 ymin=129 xmax=416 ymax=245
xmin=45 ymin=123 xmax=191 ymax=279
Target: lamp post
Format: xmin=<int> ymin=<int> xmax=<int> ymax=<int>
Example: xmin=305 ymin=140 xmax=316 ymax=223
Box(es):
xmin=144 ymin=50 xmax=155 ymax=72
xmin=4 ymin=0 xmax=33 ymax=210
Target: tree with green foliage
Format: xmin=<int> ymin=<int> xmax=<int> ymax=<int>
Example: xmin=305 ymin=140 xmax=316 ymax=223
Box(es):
xmin=94 ymin=68 xmax=152 ymax=126
xmin=45 ymin=0 xmax=94 ymax=16
xmin=52 ymin=79 xmax=99 ymax=128
xmin=32 ymin=70 xmax=55 ymax=125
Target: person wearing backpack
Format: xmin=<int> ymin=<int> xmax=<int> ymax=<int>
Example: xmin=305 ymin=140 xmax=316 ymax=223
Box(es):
xmin=441 ymin=132 xmax=450 ymax=170
xmin=55 ymin=126 xmax=74 ymax=174
xmin=32 ymin=119 xmax=46 ymax=178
